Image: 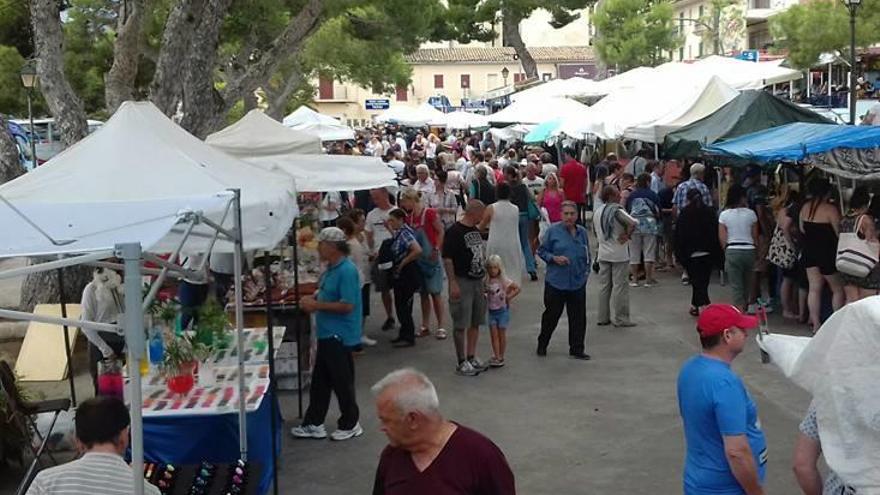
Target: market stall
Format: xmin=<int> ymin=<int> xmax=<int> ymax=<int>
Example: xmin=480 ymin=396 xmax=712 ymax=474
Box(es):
xmin=0 ymin=101 xmax=298 ymax=495
xmin=208 ymin=109 xmax=323 ymax=155
xmin=374 ymin=103 xmax=447 ymax=127
xmin=702 ymin=122 xmax=880 ymax=179
xmin=488 ymin=96 xmax=591 ymax=126
xmin=282 ymin=106 xmax=355 ymax=142
xmin=443 ymin=110 xmax=490 ymax=130
xmin=510 ymin=76 xmax=598 ymax=103
xmin=663 ymin=90 xmax=833 ymax=159
xmin=559 ymin=74 xmax=738 ymax=143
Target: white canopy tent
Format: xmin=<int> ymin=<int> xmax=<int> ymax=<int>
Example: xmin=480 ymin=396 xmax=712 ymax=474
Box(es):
xmin=488 ymin=97 xmax=592 ymax=125
xmin=1 ymin=102 xmax=298 ymax=254
xmin=559 ymin=75 xmax=739 ymax=143
xmin=282 ymin=106 xmax=355 ymax=142
xmin=207 ymin=113 xmax=397 ymax=192
xmin=488 ymin=124 xmax=533 ymax=144
xmin=686 ymin=55 xmax=803 ymax=89
xmin=209 ymin=109 xmax=322 ymax=155
xmin=578 ymin=67 xmax=659 ymax=98
xmin=0 ymin=101 xmax=301 ymax=495
xmin=444 ymin=111 xmax=490 ymax=130
xmin=623 ymin=75 xmax=739 ymax=142
xmin=510 ymin=77 xmax=599 ymax=103
xmin=374 ymin=103 xmax=447 ymax=127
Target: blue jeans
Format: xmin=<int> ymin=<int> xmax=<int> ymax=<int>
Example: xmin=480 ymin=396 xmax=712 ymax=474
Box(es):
xmin=519 ymin=215 xmax=537 ymax=274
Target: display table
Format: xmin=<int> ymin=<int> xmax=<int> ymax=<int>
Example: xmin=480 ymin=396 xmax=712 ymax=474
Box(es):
xmin=138 ymin=327 xmax=284 ymax=495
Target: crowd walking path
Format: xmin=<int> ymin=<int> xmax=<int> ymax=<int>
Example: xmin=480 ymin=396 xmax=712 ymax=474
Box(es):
xmin=280 ymin=269 xmax=811 ymax=494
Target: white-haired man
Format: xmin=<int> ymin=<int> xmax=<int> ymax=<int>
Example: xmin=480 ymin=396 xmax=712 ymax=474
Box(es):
xmin=672 ymin=163 xmax=713 ymax=217
xmin=371 ymin=368 xmax=515 ymax=494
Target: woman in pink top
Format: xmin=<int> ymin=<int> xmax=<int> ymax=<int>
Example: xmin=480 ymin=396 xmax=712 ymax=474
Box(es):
xmin=538 ymin=173 xmax=564 ymax=223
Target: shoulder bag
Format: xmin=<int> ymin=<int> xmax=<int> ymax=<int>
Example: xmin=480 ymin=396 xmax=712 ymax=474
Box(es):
xmin=836 ymin=215 xmax=880 ymax=278
xmin=767 ymin=225 xmax=797 ymax=270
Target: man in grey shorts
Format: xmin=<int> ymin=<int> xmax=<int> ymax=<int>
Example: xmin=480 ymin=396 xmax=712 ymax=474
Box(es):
xmin=442 ymin=199 xmax=489 ymax=376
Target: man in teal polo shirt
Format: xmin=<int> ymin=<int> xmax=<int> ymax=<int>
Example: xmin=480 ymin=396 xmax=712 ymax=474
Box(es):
xmin=291 ymin=227 xmax=364 ymax=442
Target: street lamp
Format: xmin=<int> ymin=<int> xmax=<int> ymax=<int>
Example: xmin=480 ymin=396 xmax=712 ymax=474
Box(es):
xmin=501 ymin=66 xmax=510 ymax=87
xmin=843 ymin=0 xmax=860 ymax=125
xmin=19 ymin=60 xmax=39 ymax=167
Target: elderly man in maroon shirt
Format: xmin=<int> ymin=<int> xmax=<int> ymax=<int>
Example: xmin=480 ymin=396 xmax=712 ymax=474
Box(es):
xmin=372 ymin=368 xmax=516 ymax=495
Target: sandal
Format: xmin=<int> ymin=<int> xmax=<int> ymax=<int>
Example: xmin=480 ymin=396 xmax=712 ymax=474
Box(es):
xmin=435 ymin=328 xmax=448 ymax=340
xmin=689 ymin=307 xmax=699 ymax=317
xmin=417 ymin=326 xmax=431 ymax=338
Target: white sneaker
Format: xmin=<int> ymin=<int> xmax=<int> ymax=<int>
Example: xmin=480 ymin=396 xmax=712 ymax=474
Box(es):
xmin=455 ymin=360 xmax=480 ymax=376
xmin=361 ymin=335 xmax=378 ymax=346
xmin=330 ymin=423 xmax=363 ymax=441
xmin=290 ymin=424 xmax=327 ymax=439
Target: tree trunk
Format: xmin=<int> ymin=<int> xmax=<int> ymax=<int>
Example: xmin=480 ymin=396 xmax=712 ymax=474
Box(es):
xmin=178 ymin=0 xmax=235 ymax=137
xmin=105 ymin=0 xmax=147 ymax=113
xmin=501 ymin=8 xmax=538 ymax=80
xmin=220 ymin=0 xmax=324 ymax=117
xmin=149 ymin=0 xmax=207 ymax=116
xmin=0 ymin=115 xmax=24 ymax=184
xmin=265 ymin=69 xmax=304 ymax=121
xmin=19 ymin=264 xmax=93 ymax=312
xmin=29 ymin=0 xmax=88 ymax=147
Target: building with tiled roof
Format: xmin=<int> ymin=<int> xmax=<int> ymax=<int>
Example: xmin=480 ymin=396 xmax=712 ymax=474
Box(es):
xmin=404 ymin=46 xmax=595 ymax=64
xmin=313 ymin=45 xmax=597 ymax=125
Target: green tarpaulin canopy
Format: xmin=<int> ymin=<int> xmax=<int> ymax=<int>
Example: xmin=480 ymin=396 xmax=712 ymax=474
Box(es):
xmin=663 ymin=90 xmax=833 ymax=159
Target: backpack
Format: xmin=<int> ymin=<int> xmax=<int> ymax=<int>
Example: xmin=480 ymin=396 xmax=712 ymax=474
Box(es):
xmin=629 ymin=196 xmax=659 ymax=235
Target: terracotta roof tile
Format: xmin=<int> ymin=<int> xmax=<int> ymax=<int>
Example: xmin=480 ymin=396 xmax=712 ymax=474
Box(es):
xmin=404 ymin=46 xmax=594 ymax=64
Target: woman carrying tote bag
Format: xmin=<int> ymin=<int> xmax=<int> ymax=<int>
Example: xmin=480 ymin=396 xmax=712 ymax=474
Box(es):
xmin=836 ymin=187 xmax=880 ymax=303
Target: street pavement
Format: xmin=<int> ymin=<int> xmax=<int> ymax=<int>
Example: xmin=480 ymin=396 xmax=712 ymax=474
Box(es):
xmin=277 ymin=268 xmax=812 ymax=495
xmin=0 ymin=266 xmax=814 ymax=495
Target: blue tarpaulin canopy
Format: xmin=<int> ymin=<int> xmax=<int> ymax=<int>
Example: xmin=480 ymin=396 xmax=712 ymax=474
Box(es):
xmin=703 ymin=122 xmax=880 ymax=163
xmin=524 ymin=118 xmax=563 ymax=144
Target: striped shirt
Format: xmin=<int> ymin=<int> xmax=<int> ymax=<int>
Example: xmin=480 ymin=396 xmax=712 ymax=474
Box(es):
xmin=26 ymin=452 xmax=161 ymax=495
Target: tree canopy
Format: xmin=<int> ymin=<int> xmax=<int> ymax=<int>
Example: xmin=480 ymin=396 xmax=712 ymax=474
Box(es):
xmin=593 ymin=0 xmax=681 ymax=71
xmin=770 ymin=0 xmax=880 ymax=69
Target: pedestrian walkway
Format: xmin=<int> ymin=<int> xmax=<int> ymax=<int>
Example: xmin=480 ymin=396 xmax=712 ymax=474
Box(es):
xmin=278 ymin=269 xmax=811 ymax=494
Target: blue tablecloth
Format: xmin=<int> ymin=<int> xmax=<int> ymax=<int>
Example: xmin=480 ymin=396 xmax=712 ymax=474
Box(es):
xmin=143 ymin=390 xmax=281 ymax=495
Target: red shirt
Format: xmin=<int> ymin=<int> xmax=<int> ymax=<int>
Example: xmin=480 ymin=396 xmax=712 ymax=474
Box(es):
xmin=559 ymin=159 xmax=588 ymax=204
xmin=373 ymin=424 xmax=516 ymax=495
xmin=406 ymin=207 xmax=441 ymax=248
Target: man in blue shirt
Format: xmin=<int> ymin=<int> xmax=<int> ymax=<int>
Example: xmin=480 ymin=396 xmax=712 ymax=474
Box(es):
xmin=536 ymin=201 xmax=591 ymax=360
xmin=677 ymin=304 xmax=767 ymax=495
xmin=291 ymin=227 xmax=364 ymax=442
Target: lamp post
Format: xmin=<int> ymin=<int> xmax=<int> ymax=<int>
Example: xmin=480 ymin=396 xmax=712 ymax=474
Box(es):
xmin=501 ymin=66 xmax=510 ymax=87
xmin=843 ymin=0 xmax=860 ymax=125
xmin=19 ymin=60 xmax=38 ymax=167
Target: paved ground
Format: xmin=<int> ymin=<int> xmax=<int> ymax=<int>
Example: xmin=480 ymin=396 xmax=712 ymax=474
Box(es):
xmin=1 ymin=266 xmax=814 ymax=495
xmin=276 ymin=268 xmax=812 ymax=495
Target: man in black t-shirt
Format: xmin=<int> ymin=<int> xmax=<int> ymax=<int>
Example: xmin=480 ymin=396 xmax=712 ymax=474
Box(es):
xmin=442 ymin=199 xmax=488 ymax=377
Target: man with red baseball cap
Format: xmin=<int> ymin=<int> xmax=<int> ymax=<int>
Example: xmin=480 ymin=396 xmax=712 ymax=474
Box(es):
xmin=676 ymin=304 xmax=767 ymax=495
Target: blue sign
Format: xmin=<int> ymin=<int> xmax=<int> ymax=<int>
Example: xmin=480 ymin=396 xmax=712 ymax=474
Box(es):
xmin=737 ymin=50 xmax=760 ymax=62
xmin=365 ymin=99 xmax=390 ymax=110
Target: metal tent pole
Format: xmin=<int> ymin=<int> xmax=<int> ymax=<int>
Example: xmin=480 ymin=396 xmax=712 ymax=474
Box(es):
xmin=263 ymin=251 xmax=279 ymax=495
xmin=292 ymin=224 xmax=303 ymax=418
xmin=231 ymin=189 xmax=249 ymax=461
xmin=56 ymin=268 xmax=76 ymax=407
xmin=119 ymin=243 xmax=146 ymax=495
